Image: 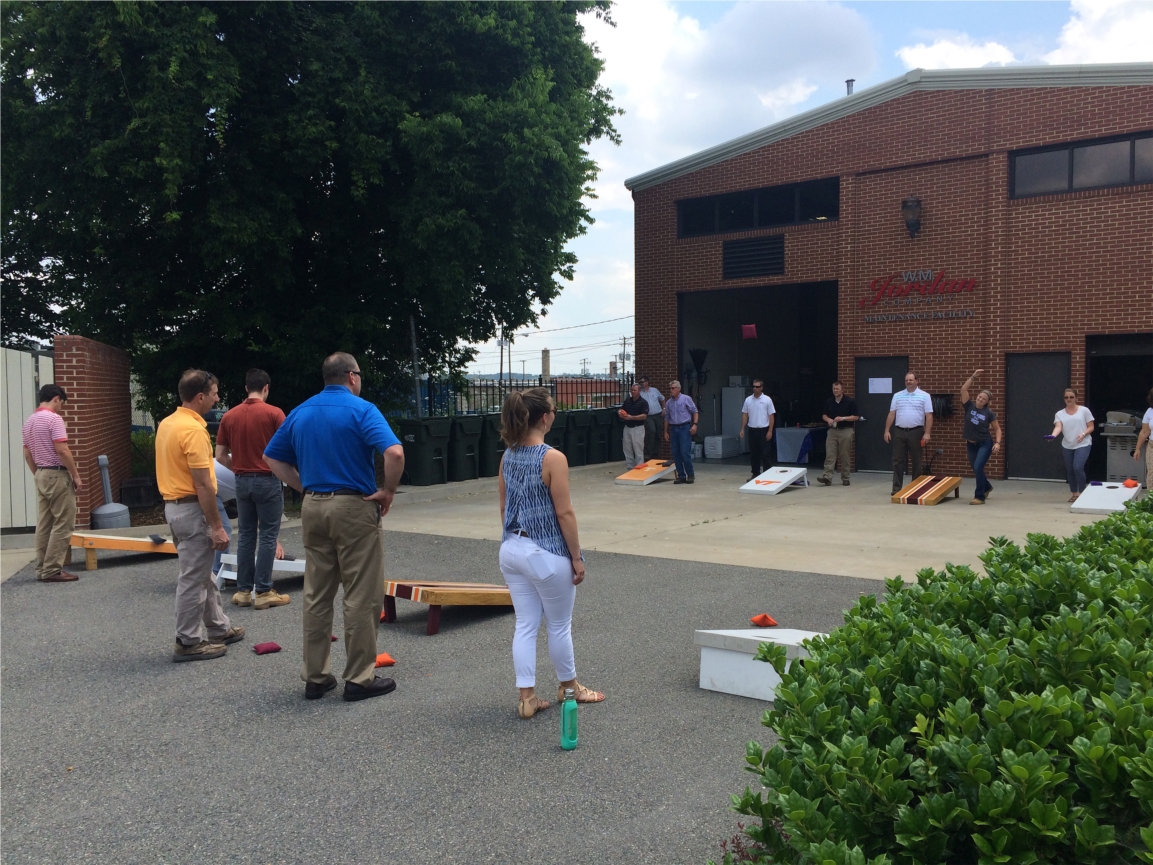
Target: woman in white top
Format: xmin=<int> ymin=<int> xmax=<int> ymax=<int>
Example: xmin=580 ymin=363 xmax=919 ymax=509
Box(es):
xmin=1050 ymin=387 xmax=1094 ymax=502
xmin=1134 ymin=388 xmax=1153 ymax=492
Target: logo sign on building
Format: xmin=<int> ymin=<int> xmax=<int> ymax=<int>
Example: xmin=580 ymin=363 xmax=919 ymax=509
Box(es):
xmin=860 ymin=270 xmax=978 ymax=307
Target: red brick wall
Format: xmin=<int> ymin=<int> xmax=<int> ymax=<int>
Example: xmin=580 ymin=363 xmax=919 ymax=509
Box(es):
xmin=633 ymin=85 xmax=1153 ymax=477
xmin=52 ymin=336 xmax=133 ymax=529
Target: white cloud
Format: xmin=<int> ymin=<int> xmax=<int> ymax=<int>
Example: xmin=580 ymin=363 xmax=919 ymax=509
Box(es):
xmin=896 ymin=34 xmax=1017 ymax=70
xmin=1045 ymin=0 xmax=1153 ymax=63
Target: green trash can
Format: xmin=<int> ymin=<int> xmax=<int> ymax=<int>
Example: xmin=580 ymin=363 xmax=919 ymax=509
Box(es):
xmin=478 ymin=413 xmax=506 ymax=478
xmin=564 ymin=411 xmax=592 ymax=467
xmin=587 ymin=408 xmax=614 ymax=464
xmin=608 ymin=404 xmax=626 ymax=462
xmin=543 ymin=410 xmax=568 ymax=454
xmin=448 ymin=415 xmax=484 ymax=482
xmin=398 ymin=417 xmax=452 ymax=486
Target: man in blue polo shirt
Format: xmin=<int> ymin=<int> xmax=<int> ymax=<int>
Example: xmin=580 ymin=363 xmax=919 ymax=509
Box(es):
xmin=264 ymin=352 xmax=405 ymax=702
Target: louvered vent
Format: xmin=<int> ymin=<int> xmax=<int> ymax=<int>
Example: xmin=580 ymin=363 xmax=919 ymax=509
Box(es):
xmin=722 ymin=235 xmax=784 ymax=280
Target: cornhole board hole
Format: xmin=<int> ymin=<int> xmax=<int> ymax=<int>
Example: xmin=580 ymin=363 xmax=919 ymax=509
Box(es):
xmin=739 ymin=465 xmax=809 ymax=495
xmin=1071 ymin=482 xmax=1142 ymax=514
xmin=694 ymin=628 xmax=823 ymax=701
xmin=214 ymin=553 xmax=305 ymax=591
xmin=383 ymin=580 xmax=512 ymax=636
xmin=70 ymin=532 xmax=177 ymax=571
xmin=615 ymin=459 xmax=678 ymax=486
xmin=891 ymin=475 xmax=962 ymax=505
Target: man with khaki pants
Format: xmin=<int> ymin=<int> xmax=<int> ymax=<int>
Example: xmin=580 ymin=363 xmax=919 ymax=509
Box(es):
xmin=264 ymin=352 xmax=405 ymax=702
xmin=22 ymin=384 xmax=84 ymax=582
xmin=818 ymin=381 xmax=859 ymax=487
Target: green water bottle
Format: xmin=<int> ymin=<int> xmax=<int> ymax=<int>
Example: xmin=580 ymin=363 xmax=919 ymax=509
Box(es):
xmin=561 ymin=687 xmax=578 ymax=750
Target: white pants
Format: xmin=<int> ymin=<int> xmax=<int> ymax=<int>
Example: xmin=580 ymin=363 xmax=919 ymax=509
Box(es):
xmin=499 ymin=534 xmax=577 ymax=688
xmin=623 ymin=425 xmax=645 ymax=469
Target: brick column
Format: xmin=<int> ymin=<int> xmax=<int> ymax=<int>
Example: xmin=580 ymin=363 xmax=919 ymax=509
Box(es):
xmin=52 ymin=336 xmax=133 ymax=529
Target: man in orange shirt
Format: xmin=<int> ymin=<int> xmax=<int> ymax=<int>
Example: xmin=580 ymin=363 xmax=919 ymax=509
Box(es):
xmin=216 ymin=369 xmax=288 ymax=610
xmin=156 ymin=370 xmax=244 ymax=662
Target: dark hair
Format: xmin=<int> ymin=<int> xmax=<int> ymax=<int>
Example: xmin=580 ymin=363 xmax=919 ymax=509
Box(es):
xmin=38 ymin=384 xmax=67 ymax=404
xmin=500 ymin=387 xmax=554 ymax=447
xmin=639 ymin=376 xmax=649 ymax=383
xmin=322 ymin=352 xmax=358 ymax=384
xmin=178 ymin=369 xmax=217 ymax=403
xmin=245 ymin=368 xmax=271 ymax=393
xmin=832 ymin=380 xmax=843 ymax=388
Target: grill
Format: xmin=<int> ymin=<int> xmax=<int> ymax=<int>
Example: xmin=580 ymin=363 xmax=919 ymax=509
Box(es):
xmin=722 ymin=235 xmax=784 ymax=280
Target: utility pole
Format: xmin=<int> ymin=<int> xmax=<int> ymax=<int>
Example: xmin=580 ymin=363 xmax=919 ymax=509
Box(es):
xmin=521 ymin=360 xmax=525 ymax=380
xmin=410 ymin=314 xmax=423 ymax=417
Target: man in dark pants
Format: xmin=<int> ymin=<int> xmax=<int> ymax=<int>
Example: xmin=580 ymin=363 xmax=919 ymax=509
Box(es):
xmin=883 ymin=371 xmax=934 ymax=494
xmin=637 ymin=377 xmax=664 ymax=460
xmin=738 ymin=380 xmax=776 ymax=478
xmin=264 ymin=353 xmax=405 ymax=702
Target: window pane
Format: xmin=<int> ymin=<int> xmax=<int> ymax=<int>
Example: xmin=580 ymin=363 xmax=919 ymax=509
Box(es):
xmin=1073 ymin=140 xmax=1131 ymax=189
xmin=798 ymin=178 xmax=840 ymax=222
xmin=680 ymin=198 xmax=715 ymax=236
xmin=756 ymin=185 xmax=795 ymax=226
xmin=1014 ymin=150 xmax=1068 ymax=196
xmin=717 ymin=192 xmax=755 ymax=232
xmin=1135 ymin=137 xmax=1153 ymax=183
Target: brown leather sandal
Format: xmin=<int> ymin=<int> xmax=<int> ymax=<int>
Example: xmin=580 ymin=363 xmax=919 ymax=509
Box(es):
xmin=558 ymin=682 xmax=605 ymax=704
xmin=517 ymin=695 xmax=550 ymax=719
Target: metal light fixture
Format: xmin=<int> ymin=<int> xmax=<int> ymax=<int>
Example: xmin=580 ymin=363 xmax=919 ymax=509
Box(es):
xmin=901 ymin=196 xmax=922 ymax=239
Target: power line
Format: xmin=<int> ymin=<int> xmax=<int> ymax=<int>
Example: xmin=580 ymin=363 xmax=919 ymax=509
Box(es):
xmin=513 ymin=315 xmax=633 ymax=335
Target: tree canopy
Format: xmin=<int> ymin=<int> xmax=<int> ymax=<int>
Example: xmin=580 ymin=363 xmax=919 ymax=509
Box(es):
xmin=2 ymin=1 xmax=619 ymax=415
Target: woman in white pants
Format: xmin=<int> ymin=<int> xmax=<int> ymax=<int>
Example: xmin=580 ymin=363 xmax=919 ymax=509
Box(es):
xmin=498 ymin=387 xmax=605 ymax=719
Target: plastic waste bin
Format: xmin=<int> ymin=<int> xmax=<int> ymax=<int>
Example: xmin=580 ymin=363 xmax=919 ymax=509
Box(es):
xmin=398 ymin=417 xmax=452 ymax=485
xmin=478 ymin=413 xmax=506 ymax=478
xmin=543 ymin=410 xmax=568 ymax=455
xmin=448 ymin=415 xmax=483 ymax=482
xmin=587 ymin=408 xmax=614 ymax=464
xmin=608 ymin=405 xmax=626 ymax=462
xmin=564 ymin=411 xmax=592 ymax=467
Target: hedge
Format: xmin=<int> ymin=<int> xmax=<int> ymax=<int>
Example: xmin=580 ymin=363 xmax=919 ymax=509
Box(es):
xmin=718 ymin=495 xmax=1153 ymax=865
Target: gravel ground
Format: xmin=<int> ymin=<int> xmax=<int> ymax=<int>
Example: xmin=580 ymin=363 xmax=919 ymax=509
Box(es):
xmin=1 ymin=528 xmax=877 ymax=865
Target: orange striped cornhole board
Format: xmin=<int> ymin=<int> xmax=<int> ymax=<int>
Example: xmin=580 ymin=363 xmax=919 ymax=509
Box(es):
xmin=383 ymin=580 xmax=512 ymax=635
xmin=891 ymin=475 xmax=962 ymax=505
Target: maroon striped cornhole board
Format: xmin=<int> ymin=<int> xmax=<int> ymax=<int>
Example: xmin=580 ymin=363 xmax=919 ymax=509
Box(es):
xmin=891 ymin=475 xmax=962 ymax=505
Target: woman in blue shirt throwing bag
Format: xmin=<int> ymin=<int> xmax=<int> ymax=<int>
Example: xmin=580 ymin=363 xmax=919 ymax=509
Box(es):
xmin=498 ymin=388 xmax=605 ymax=719
xmin=959 ymin=370 xmax=1002 ymax=505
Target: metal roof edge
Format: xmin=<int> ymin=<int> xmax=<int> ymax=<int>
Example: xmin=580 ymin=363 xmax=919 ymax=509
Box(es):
xmin=623 ymin=63 xmax=1153 ymax=192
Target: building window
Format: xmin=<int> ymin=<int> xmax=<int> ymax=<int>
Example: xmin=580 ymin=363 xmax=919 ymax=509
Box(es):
xmin=678 ymin=177 xmax=839 ymax=238
xmin=722 ymin=235 xmax=784 ymax=280
xmin=1011 ymin=132 xmax=1153 ymax=198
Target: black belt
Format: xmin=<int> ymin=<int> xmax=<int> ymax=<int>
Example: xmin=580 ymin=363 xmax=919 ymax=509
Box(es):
xmin=305 ymin=489 xmax=366 ymax=497
xmin=234 ymin=471 xmax=273 ymax=477
xmin=165 ymin=495 xmax=199 ymax=505
xmin=896 ymin=425 xmax=924 ymax=430
xmin=670 ymin=421 xmax=692 ymax=427
xmin=36 ymin=465 xmax=67 ymax=471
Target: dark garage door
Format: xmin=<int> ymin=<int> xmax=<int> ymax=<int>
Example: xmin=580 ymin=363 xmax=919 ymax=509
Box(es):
xmin=1006 ymin=352 xmax=1071 ymax=480
xmin=854 ymin=356 xmax=909 ymax=471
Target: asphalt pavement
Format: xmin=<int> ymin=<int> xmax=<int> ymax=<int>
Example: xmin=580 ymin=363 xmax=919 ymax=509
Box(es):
xmin=1 ymin=528 xmax=877 ymax=865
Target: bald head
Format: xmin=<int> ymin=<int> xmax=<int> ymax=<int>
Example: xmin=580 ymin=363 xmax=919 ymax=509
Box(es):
xmin=322 ymin=352 xmax=359 ymax=384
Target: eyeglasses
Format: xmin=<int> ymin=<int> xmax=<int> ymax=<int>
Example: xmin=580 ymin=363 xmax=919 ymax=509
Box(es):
xmin=349 ymin=370 xmax=363 ymax=380
xmin=753 ymin=385 xmax=763 ymax=389
xmin=1064 ymin=395 xmax=1075 ymax=400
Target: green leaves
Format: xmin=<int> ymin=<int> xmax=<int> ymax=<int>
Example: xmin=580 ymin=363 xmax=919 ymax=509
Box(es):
xmin=727 ymin=497 xmax=1153 ymax=864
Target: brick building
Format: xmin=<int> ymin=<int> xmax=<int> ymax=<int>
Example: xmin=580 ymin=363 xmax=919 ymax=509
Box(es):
xmin=625 ymin=64 xmax=1153 ymax=482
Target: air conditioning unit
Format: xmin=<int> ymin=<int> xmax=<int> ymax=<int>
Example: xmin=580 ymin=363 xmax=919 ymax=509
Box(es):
xmin=704 ymin=436 xmax=741 ymax=459
xmin=728 ymin=376 xmax=751 ymax=387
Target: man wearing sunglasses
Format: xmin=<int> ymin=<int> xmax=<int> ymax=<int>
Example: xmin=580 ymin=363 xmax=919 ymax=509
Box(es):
xmin=739 ymin=380 xmax=776 ymax=478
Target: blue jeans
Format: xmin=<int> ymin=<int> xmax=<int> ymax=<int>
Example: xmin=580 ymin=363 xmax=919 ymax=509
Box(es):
xmin=669 ymin=423 xmax=694 ymax=479
xmin=236 ymin=475 xmax=283 ymax=594
xmin=966 ymin=439 xmax=993 ymax=500
xmin=211 ymin=497 xmax=232 ymax=575
xmin=1062 ymin=445 xmax=1090 ymax=493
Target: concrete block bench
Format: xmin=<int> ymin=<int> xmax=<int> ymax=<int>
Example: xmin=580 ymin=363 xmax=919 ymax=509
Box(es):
xmin=693 ymin=628 xmax=824 ymax=702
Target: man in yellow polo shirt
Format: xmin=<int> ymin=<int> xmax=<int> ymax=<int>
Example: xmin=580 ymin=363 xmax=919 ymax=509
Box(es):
xmin=156 ymin=370 xmax=244 ymax=662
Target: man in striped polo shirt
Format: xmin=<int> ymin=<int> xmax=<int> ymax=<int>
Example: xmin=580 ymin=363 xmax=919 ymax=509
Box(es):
xmin=22 ymin=384 xmax=84 ymax=582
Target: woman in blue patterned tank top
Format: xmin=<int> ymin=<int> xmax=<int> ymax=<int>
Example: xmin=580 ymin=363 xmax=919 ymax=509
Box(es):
xmin=498 ymin=388 xmax=605 ymax=719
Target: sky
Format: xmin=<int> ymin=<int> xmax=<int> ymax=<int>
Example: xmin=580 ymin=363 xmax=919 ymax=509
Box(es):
xmin=466 ymin=0 xmax=1153 ymax=377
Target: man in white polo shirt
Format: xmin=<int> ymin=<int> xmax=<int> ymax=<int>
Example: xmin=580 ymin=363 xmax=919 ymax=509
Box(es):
xmin=739 ymin=379 xmax=776 ymax=478
xmin=883 ymin=371 xmax=934 ymax=494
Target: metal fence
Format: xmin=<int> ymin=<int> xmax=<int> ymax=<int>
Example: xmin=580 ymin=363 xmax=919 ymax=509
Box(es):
xmin=414 ymin=374 xmax=634 ymax=418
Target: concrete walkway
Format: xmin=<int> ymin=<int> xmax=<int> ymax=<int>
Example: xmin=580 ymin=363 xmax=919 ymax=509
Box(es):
xmin=387 ymin=462 xmax=1104 ymax=581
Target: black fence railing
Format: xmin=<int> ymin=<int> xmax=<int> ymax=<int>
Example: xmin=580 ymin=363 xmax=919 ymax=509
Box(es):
xmin=394 ymin=374 xmax=635 ymax=419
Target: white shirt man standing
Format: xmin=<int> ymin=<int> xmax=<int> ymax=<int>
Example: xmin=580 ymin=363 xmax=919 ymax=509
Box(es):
xmin=739 ymin=380 xmax=776 ymax=478
xmin=883 ymin=372 xmax=934 ymax=494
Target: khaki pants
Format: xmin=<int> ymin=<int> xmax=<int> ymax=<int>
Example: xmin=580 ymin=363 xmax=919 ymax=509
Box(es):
xmin=301 ymin=494 xmax=384 ymax=687
xmin=35 ymin=470 xmax=76 ymax=579
xmin=1146 ymin=443 xmax=1153 ymax=492
xmin=623 ymin=425 xmax=645 ymax=469
xmin=167 ymin=502 xmax=231 ymax=646
xmin=891 ymin=426 xmax=924 ymax=492
xmin=822 ymin=427 xmax=854 ymax=481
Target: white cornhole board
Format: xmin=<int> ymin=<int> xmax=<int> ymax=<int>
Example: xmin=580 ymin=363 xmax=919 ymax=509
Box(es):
xmin=1070 ymin=482 xmax=1142 ymax=514
xmin=694 ymin=628 xmax=823 ymax=701
xmin=214 ymin=553 xmax=306 ymax=591
xmin=615 ymin=459 xmax=678 ymax=486
xmin=739 ymin=465 xmax=809 ymax=495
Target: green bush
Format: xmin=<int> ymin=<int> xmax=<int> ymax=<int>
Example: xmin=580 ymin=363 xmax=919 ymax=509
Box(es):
xmin=130 ymin=430 xmax=156 ymax=477
xmin=719 ymin=497 xmax=1153 ymax=865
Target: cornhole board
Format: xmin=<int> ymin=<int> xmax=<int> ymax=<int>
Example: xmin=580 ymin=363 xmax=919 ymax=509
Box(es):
xmin=739 ymin=465 xmax=809 ymax=495
xmin=615 ymin=459 xmax=678 ymax=485
xmin=214 ymin=553 xmax=305 ymax=591
xmin=891 ymin=475 xmax=962 ymax=505
xmin=70 ymin=532 xmax=177 ymax=571
xmin=1071 ymin=482 xmax=1142 ymax=514
xmin=694 ymin=628 xmax=824 ymax=701
xmin=383 ymin=580 xmax=512 ymax=636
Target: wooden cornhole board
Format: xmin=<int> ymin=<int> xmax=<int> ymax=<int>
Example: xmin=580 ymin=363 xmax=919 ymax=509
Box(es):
xmin=213 ymin=553 xmax=305 ymax=591
xmin=70 ymin=532 xmax=177 ymax=571
xmin=383 ymin=580 xmax=512 ymax=636
xmin=891 ymin=475 xmax=962 ymax=505
xmin=739 ymin=465 xmax=809 ymax=495
xmin=615 ymin=459 xmax=678 ymax=485
xmin=1070 ymin=482 xmax=1142 ymax=514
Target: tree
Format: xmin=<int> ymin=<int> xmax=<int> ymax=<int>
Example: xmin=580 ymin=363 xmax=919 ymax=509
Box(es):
xmin=2 ymin=1 xmax=619 ymax=415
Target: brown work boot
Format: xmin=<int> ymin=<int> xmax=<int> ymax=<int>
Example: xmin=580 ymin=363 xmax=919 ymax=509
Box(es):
xmin=209 ymin=625 xmax=246 ymax=645
xmin=38 ymin=570 xmax=80 ymax=582
xmin=232 ymin=590 xmax=253 ymax=607
xmin=253 ymin=590 xmax=290 ymax=610
xmin=172 ymin=640 xmax=227 ymax=663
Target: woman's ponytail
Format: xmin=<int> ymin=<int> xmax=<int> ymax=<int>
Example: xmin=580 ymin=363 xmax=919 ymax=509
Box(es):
xmin=500 ymin=387 xmax=554 ymax=447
